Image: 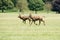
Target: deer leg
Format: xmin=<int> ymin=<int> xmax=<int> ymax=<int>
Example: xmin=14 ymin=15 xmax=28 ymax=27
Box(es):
xmin=29 ymin=19 xmax=31 ymax=24
xmin=30 ymin=20 xmax=33 ymax=25
xmin=23 ymin=20 xmax=26 ymax=24
xmin=29 ymin=20 xmax=31 ymax=24
xmin=23 ymin=20 xmax=24 ymax=23
xmin=39 ymin=20 xmax=41 ymax=25
xmin=34 ymin=21 xmax=35 ymax=24
xmin=33 ymin=21 xmax=37 ymax=25
xmin=42 ymin=20 xmax=45 ymax=25
xmin=24 ymin=20 xmax=26 ymax=24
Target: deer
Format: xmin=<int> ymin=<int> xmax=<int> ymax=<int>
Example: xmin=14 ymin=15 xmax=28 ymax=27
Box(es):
xmin=29 ymin=13 xmax=45 ymax=25
xmin=18 ymin=14 xmax=31 ymax=24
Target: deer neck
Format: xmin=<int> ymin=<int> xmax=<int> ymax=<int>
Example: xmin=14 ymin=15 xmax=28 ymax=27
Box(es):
xmin=29 ymin=14 xmax=33 ymax=19
xmin=19 ymin=14 xmax=22 ymax=19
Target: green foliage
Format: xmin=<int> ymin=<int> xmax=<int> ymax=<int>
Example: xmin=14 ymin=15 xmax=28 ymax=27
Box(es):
xmin=0 ymin=0 xmax=59 ymax=13
xmin=16 ymin=0 xmax=29 ymax=12
xmin=11 ymin=0 xmax=17 ymax=7
xmin=27 ymin=0 xmax=44 ymax=12
xmin=0 ymin=0 xmax=14 ymax=12
xmin=42 ymin=0 xmax=53 ymax=3
xmin=0 ymin=0 xmax=7 ymax=9
xmin=7 ymin=0 xmax=14 ymax=9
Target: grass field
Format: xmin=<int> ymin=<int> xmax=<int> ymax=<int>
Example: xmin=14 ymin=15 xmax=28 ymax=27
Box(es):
xmin=0 ymin=13 xmax=60 ymax=40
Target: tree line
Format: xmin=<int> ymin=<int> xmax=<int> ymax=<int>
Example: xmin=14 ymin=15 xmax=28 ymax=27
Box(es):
xmin=0 ymin=0 xmax=60 ymax=13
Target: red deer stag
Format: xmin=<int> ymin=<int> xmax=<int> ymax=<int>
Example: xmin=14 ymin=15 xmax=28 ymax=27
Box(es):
xmin=29 ymin=13 xmax=45 ymax=25
xmin=18 ymin=14 xmax=31 ymax=24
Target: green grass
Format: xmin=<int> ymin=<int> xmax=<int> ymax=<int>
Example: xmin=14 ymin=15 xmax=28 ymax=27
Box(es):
xmin=0 ymin=13 xmax=60 ymax=40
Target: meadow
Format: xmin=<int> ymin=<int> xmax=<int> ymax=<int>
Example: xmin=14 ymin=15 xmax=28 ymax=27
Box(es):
xmin=0 ymin=12 xmax=60 ymax=40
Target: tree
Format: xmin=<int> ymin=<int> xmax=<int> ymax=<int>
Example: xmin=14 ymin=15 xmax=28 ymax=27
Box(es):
xmin=27 ymin=0 xmax=44 ymax=14
xmin=0 ymin=0 xmax=7 ymax=12
xmin=52 ymin=0 xmax=60 ymax=13
xmin=42 ymin=0 xmax=53 ymax=3
xmin=16 ymin=0 xmax=28 ymax=13
xmin=0 ymin=0 xmax=14 ymax=12
xmin=11 ymin=0 xmax=17 ymax=7
xmin=44 ymin=2 xmax=52 ymax=13
xmin=7 ymin=0 xmax=14 ymax=9
xmin=16 ymin=2 xmax=23 ymax=12
xmin=16 ymin=0 xmax=24 ymax=12
xmin=42 ymin=0 xmax=53 ymax=13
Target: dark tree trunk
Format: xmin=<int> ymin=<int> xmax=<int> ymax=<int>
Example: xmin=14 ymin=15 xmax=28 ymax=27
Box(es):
xmin=1 ymin=0 xmax=4 ymax=12
xmin=2 ymin=8 xmax=4 ymax=12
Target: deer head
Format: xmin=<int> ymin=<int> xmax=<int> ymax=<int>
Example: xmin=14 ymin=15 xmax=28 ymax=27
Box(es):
xmin=18 ymin=14 xmax=21 ymax=18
